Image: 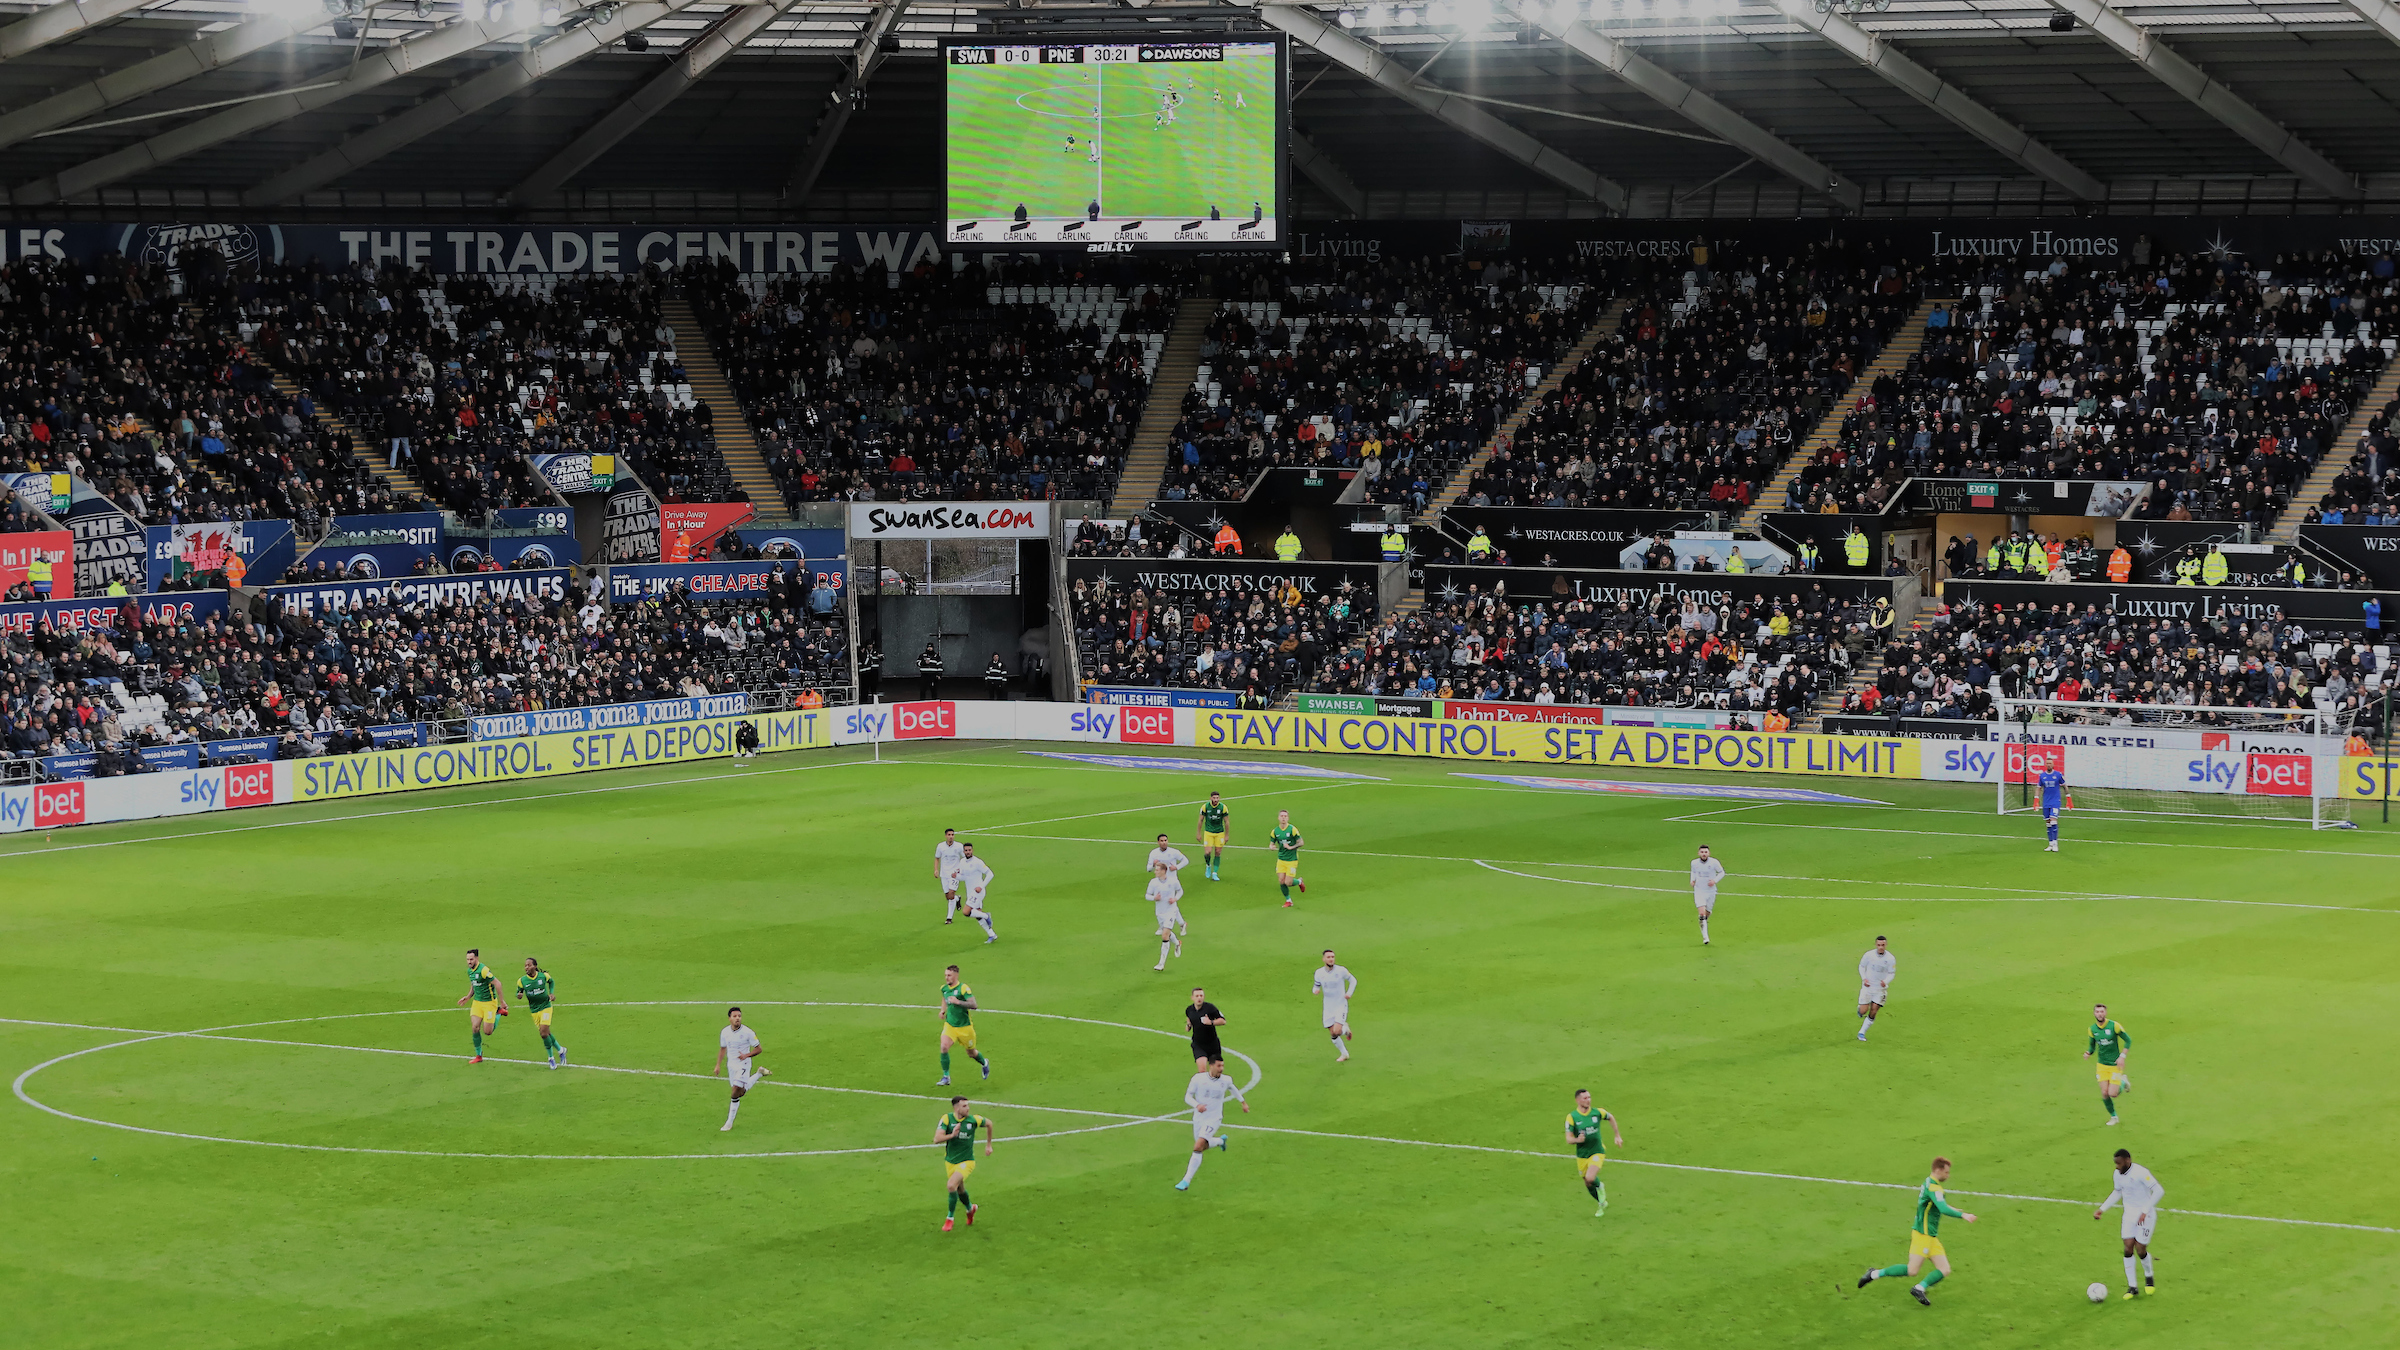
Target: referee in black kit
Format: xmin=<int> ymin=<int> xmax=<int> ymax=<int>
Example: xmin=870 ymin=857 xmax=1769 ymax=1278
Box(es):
xmin=1186 ymin=988 xmax=1228 ymax=1071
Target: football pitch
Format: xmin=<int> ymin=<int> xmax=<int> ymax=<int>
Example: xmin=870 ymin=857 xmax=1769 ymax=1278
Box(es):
xmin=4 ymin=740 xmax=2396 ymax=1349
xmin=946 ymin=53 xmax=1277 ymax=222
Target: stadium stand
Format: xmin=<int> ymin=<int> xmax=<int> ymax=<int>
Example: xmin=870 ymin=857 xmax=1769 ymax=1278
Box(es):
xmin=0 ymin=568 xmax=844 ymax=773
xmin=682 ymin=258 xmax=1162 ymax=510
xmin=1791 ymin=253 xmax=2394 ymax=523
xmin=1070 ymin=570 xmax=1370 ymax=702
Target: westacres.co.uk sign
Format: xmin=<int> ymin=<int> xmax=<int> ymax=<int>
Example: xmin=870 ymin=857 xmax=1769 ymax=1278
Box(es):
xmin=849 ymin=503 xmax=1049 ymax=540
xmin=4 ymin=223 xmax=947 ymax=275
xmin=1066 ymin=557 xmax=1382 ymax=597
xmin=259 ymin=568 xmax=572 ymax=616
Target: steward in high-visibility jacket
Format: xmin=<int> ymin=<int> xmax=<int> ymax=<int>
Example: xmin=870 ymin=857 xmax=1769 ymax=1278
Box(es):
xmin=2200 ymin=546 xmax=2229 ymax=586
xmin=1213 ymin=523 xmax=1242 ymax=555
xmin=2290 ymin=558 xmax=2307 ymax=586
xmin=1465 ymin=527 xmax=1494 ymax=562
xmin=1274 ymin=529 xmax=1302 ymax=562
xmin=2004 ymin=536 xmax=2027 ymax=572
xmin=1985 ymin=540 xmax=2003 ymax=573
xmin=26 ymin=554 xmax=51 ymax=595
xmin=2020 ymin=543 xmax=2046 ymax=577
xmin=1380 ymin=529 xmax=1406 ymax=562
xmin=2107 ymin=548 xmax=2132 ymax=583
xmin=1797 ymin=541 xmax=1819 ymax=572
xmin=1725 ymin=549 xmax=1749 ymax=574
xmin=2174 ymin=556 xmax=2201 ymax=586
xmin=1844 ymin=528 xmax=1869 ymax=568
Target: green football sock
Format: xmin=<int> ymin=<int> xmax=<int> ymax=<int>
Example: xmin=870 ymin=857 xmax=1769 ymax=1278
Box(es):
xmin=1920 ymin=1269 xmax=1945 ymax=1288
xmin=541 ymin=1033 xmax=558 ymax=1053
xmin=973 ymin=1053 xmax=989 ymax=1068
xmin=472 ymin=1030 xmax=482 ymax=1053
xmin=946 ymin=1191 xmax=958 ymax=1216
xmin=957 ymin=1187 xmax=971 ymax=1210
xmin=940 ymin=1051 xmax=951 ymax=1072
xmin=1596 ymin=1182 xmax=1607 ymax=1205
xmin=2105 ymin=1095 xmax=2117 ymax=1117
xmin=1279 ymin=884 xmax=1290 ymax=898
xmin=1876 ymin=1264 xmax=1910 ymax=1279
xmin=1583 ymin=1179 xmax=1599 ymax=1198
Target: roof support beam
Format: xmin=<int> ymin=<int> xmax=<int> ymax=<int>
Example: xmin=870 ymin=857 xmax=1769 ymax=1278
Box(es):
xmin=1769 ymin=0 xmax=2105 ymax=201
xmin=1536 ymin=12 xmax=1860 ymax=210
xmin=2341 ymin=0 xmax=2400 ymax=46
xmin=11 ymin=13 xmax=528 ymax=206
xmin=2042 ymin=0 xmax=2357 ymax=200
xmin=1291 ymin=130 xmax=1365 ymax=216
xmin=784 ymin=0 xmax=911 ymax=202
xmin=0 ymin=12 xmax=319 ymax=152
xmin=510 ymin=0 xmax=798 ymax=206
xmin=1258 ymin=4 xmax=1625 ymax=213
xmin=0 ymin=0 xmax=152 ymax=62
xmin=243 ymin=0 xmax=710 ymax=208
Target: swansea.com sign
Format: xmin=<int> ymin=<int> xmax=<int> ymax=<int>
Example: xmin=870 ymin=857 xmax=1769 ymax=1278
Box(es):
xmin=847 ymin=503 xmax=1050 ymax=540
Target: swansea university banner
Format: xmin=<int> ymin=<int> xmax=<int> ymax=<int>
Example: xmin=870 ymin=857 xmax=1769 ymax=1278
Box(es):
xmin=287 ymin=710 xmax=833 ymax=802
xmin=1193 ymin=709 xmax=1918 ymax=778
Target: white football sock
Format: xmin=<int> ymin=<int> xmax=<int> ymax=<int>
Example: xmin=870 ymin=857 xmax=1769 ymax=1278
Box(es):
xmin=725 ymin=1099 xmax=742 ymax=1125
xmin=1159 ymin=940 xmax=1173 ymax=966
xmin=2124 ymin=1255 xmax=2139 ymax=1287
xmin=2141 ymin=1254 xmax=2154 ymax=1277
xmin=975 ymin=915 xmax=997 ymax=938
xmin=1181 ymin=1152 xmax=1205 ymax=1184
xmin=1860 ymin=1017 xmax=1874 ymax=1035
xmin=1699 ymin=919 xmax=1710 ymax=941
xmin=945 ymin=896 xmax=958 ymax=919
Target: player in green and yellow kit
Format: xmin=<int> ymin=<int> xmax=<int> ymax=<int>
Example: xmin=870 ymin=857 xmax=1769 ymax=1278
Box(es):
xmin=937 ymin=1095 xmax=995 ymax=1231
xmin=2086 ymin=1003 xmax=2132 ymax=1124
xmin=936 ymin=964 xmax=992 ymax=1087
xmin=455 ymin=948 xmax=507 ymax=1063
xmin=518 ymin=957 xmax=564 ymax=1069
xmin=1196 ymin=791 xmax=1230 ymax=881
xmin=1564 ymin=1088 xmax=1625 ymax=1218
xmin=1270 ymin=808 xmax=1305 ymax=907
xmin=1859 ymin=1156 xmax=1979 ymax=1305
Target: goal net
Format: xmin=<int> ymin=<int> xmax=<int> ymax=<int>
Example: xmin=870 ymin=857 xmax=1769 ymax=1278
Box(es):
xmin=1994 ymin=697 xmax=2358 ymax=830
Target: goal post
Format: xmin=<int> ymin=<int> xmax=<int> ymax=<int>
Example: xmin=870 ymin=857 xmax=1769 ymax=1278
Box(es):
xmin=1994 ymin=697 xmax=2358 ymax=830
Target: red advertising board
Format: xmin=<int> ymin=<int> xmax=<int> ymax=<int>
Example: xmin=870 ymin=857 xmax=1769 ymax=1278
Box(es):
xmin=224 ymin=763 xmax=275 ymax=809
xmin=894 ymin=701 xmax=956 ymax=739
xmin=659 ymin=503 xmax=758 ymax=559
xmin=0 ymin=529 xmax=74 ymax=599
xmin=2244 ymin=752 xmax=2312 ymax=796
xmin=33 ymin=780 xmax=84 ymax=826
xmin=1441 ymin=699 xmax=1608 ymax=727
xmin=2003 ymin=743 xmax=2065 ymax=784
xmin=1118 ymin=707 xmax=1175 ymax=744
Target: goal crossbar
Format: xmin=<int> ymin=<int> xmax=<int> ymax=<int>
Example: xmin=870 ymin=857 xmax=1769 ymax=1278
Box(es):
xmin=1993 ymin=697 xmax=2354 ymax=830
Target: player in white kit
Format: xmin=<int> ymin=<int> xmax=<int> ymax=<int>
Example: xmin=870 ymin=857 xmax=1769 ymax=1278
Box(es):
xmin=1690 ymin=845 xmax=1726 ymax=945
xmin=1147 ymin=834 xmax=1191 ymax=936
xmin=954 ymin=843 xmax=998 ymax=942
xmin=1148 ymin=862 xmax=1185 ymax=970
xmin=712 ymin=1006 xmax=769 ymax=1131
xmin=934 ymin=828 xmax=966 ymax=923
xmin=1857 ymin=935 xmax=1897 ymax=1041
xmin=1312 ymin=949 xmax=1357 ymax=1062
xmin=2094 ymin=1147 xmax=2164 ymax=1299
xmin=1174 ymin=1058 xmax=1249 ymax=1190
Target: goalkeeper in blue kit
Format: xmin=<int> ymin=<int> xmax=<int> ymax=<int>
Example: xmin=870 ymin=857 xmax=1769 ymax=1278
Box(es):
xmin=2040 ymin=768 xmax=2066 ymax=852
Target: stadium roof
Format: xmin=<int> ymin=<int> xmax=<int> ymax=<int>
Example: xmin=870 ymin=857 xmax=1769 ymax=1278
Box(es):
xmin=2 ymin=0 xmax=2399 ymax=218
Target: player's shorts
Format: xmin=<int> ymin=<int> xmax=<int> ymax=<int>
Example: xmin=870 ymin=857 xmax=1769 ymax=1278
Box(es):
xmin=964 ymin=889 xmax=988 ymax=913
xmin=2096 ymin=1062 xmax=2127 ymax=1089
xmin=1693 ymin=886 xmax=1716 ymax=911
xmin=1193 ymin=1112 xmax=1222 ymax=1141
xmin=1275 ymin=860 xmax=1299 ymax=882
xmin=945 ymin=1159 xmax=977 ymax=1182
xmin=533 ymin=1007 xmax=553 ymax=1028
xmin=2120 ymin=1211 xmax=2156 ymax=1243
xmin=1321 ymin=1001 xmax=1349 ymax=1029
xmin=1154 ymin=901 xmax=1183 ymax=928
xmin=729 ymin=1068 xmax=759 ymax=1092
xmin=944 ymin=1024 xmax=979 ymax=1053
xmin=1202 ymin=831 xmax=1226 ymax=849
xmin=1571 ymin=1153 xmax=1605 ymax=1175
xmin=1908 ymin=1231 xmax=1947 ymax=1261
xmin=1857 ymin=986 xmax=1885 ymax=1009
xmin=941 ymin=873 xmax=960 ymax=895
xmin=469 ymin=1000 xmax=499 ymax=1023
xmin=2043 ymin=805 xmax=2062 ymax=822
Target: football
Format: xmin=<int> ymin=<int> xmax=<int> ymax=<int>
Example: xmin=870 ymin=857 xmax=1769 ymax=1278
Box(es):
xmin=2087 ymin=1282 xmax=2109 ymax=1304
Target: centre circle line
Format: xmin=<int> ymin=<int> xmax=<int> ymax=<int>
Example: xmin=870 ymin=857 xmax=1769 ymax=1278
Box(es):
xmin=7 ymin=1003 xmax=1260 ymax=1161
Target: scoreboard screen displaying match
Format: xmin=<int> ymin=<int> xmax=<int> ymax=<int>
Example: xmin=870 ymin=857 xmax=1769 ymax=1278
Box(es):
xmin=943 ymin=35 xmax=1288 ymax=251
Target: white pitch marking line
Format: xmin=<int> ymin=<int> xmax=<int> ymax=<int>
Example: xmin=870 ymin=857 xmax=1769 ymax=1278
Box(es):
xmin=964 ymin=779 xmax=1355 ymax=834
xmin=976 ymin=831 xmax=2400 ymax=917
xmin=1213 ymin=1123 xmax=2400 ymax=1236
xmin=11 ymin=1012 xmax=2386 ymax=1235
xmin=1469 ymin=860 xmax=2098 ymax=903
xmin=5 ymin=1002 xmax=1265 ymax=1160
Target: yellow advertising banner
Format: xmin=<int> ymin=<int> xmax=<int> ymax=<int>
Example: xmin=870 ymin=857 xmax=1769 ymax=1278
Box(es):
xmin=290 ymin=711 xmax=831 ymax=802
xmin=1194 ymin=710 xmax=1919 ymax=778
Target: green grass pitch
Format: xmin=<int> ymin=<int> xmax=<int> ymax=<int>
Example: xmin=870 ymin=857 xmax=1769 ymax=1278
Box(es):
xmin=946 ymin=50 xmax=1277 ymax=221
xmin=4 ymin=741 xmax=2397 ymax=1348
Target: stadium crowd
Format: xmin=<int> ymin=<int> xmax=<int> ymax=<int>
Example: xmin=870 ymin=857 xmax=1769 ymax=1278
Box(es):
xmin=0 ymin=253 xmax=404 ymax=535
xmin=1793 ymin=249 xmax=2391 ymax=523
xmin=1461 ymin=246 xmax=1922 ymax=513
xmin=0 ymin=565 xmax=845 ymax=775
xmin=1843 ymin=596 xmax=2374 ymax=728
xmin=684 ymin=257 xmax=1153 ymax=509
xmin=1069 ymin=571 xmax=1368 ymax=703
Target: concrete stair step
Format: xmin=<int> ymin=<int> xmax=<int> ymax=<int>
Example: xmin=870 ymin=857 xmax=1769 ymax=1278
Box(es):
xmin=1736 ymin=296 xmax=1953 ymax=533
xmin=662 ymin=291 xmax=783 ymax=513
xmin=2267 ymin=357 xmax=2400 ymax=543
xmin=1416 ymin=297 xmax=1628 ymax=530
